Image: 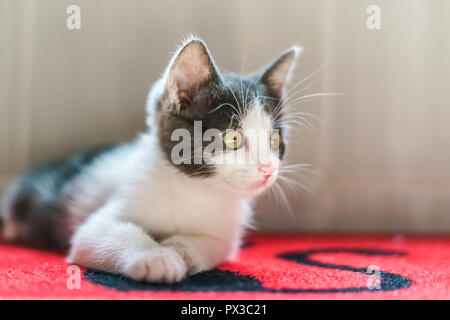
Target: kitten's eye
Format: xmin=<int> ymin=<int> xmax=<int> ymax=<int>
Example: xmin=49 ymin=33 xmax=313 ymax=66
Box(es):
xmin=223 ymin=130 xmax=244 ymax=150
xmin=270 ymin=132 xmax=281 ymax=150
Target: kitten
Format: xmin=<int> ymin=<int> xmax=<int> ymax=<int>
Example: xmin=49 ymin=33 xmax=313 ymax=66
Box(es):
xmin=0 ymin=37 xmax=300 ymax=283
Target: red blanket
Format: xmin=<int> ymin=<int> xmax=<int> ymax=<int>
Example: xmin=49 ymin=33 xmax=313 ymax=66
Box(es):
xmin=1 ymin=234 xmax=449 ymax=299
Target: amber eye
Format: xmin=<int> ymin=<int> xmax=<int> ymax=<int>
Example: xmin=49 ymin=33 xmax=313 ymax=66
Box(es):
xmin=223 ymin=130 xmax=244 ymax=150
xmin=270 ymin=131 xmax=281 ymax=150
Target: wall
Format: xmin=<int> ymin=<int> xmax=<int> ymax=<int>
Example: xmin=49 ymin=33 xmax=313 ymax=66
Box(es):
xmin=1 ymin=0 xmax=449 ymax=231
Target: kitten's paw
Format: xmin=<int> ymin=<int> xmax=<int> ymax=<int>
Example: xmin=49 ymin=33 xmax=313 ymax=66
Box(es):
xmin=125 ymin=247 xmax=187 ymax=283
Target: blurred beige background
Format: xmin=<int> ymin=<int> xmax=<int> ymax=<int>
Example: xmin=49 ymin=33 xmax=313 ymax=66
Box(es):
xmin=1 ymin=0 xmax=450 ymax=231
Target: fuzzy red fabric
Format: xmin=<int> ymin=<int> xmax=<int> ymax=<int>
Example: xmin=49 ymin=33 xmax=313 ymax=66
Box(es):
xmin=0 ymin=234 xmax=449 ymax=299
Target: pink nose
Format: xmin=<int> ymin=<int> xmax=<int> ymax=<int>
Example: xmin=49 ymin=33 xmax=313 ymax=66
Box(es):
xmin=258 ymin=164 xmax=276 ymax=177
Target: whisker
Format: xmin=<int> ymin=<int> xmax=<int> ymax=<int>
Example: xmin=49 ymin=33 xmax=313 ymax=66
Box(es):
xmin=277 ymin=175 xmax=316 ymax=197
xmin=277 ymin=92 xmax=343 ymax=115
xmin=229 ymin=114 xmax=239 ymax=128
xmin=239 ymin=53 xmax=246 ymax=108
xmin=222 ymin=78 xmax=243 ymax=117
xmin=284 ymin=63 xmax=326 ymax=98
xmin=269 ymin=63 xmax=326 ymax=118
xmin=209 ymin=102 xmax=241 ymax=116
xmin=271 ymin=181 xmax=294 ymax=217
xmin=275 ymin=113 xmax=317 ymax=131
xmin=278 ymin=77 xmax=323 ymax=106
xmin=279 ymin=163 xmax=318 ymax=171
xmin=272 ymin=79 xmax=320 ymax=117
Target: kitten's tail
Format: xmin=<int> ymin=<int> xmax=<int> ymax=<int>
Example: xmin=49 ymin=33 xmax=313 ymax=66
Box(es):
xmin=0 ymin=180 xmax=40 ymax=245
xmin=0 ymin=208 xmax=4 ymax=235
xmin=0 ymin=187 xmax=18 ymax=243
xmin=0 ymin=196 xmax=8 ymax=242
xmin=0 ymin=180 xmax=72 ymax=250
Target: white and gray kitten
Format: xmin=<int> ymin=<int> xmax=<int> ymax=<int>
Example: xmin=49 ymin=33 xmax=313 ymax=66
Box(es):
xmin=0 ymin=37 xmax=300 ymax=283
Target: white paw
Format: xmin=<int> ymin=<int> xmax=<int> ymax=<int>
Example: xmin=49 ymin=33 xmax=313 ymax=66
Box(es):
xmin=124 ymin=247 xmax=187 ymax=283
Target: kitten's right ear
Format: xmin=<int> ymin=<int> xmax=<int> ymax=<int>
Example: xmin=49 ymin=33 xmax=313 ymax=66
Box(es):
xmin=260 ymin=46 xmax=302 ymax=98
xmin=165 ymin=38 xmax=220 ymax=112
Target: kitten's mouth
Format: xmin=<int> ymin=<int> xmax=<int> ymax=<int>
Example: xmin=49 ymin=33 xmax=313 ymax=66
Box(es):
xmin=252 ymin=173 xmax=277 ymax=189
xmin=253 ymin=178 xmax=269 ymax=189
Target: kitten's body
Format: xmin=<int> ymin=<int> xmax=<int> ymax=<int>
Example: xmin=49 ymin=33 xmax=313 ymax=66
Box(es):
xmin=0 ymin=37 xmax=299 ymax=282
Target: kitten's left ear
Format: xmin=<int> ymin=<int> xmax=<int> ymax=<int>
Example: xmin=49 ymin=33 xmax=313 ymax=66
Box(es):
xmin=260 ymin=46 xmax=302 ymax=97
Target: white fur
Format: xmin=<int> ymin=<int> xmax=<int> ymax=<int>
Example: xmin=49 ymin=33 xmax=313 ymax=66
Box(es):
xmin=66 ymin=130 xmax=255 ymax=282
xmin=214 ymin=104 xmax=280 ymax=195
xmin=66 ymin=99 xmax=278 ymax=283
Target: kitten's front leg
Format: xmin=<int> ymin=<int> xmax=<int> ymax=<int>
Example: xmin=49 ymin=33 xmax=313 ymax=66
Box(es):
xmin=161 ymin=234 xmax=237 ymax=274
xmin=66 ymin=202 xmax=187 ymax=283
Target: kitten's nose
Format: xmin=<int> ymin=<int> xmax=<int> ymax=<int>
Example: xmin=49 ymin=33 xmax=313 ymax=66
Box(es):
xmin=258 ymin=164 xmax=276 ymax=177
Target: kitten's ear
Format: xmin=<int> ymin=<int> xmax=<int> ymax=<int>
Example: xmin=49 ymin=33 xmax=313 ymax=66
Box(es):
xmin=260 ymin=46 xmax=302 ymax=97
xmin=166 ymin=39 xmax=220 ymax=111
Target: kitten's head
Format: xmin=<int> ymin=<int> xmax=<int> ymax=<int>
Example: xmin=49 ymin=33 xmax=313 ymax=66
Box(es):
xmin=148 ymin=37 xmax=300 ymax=198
